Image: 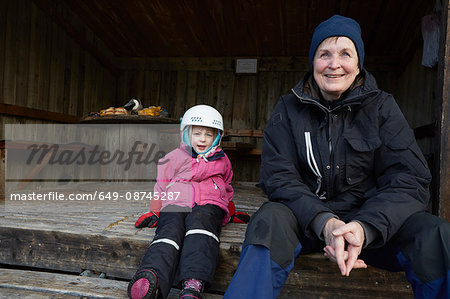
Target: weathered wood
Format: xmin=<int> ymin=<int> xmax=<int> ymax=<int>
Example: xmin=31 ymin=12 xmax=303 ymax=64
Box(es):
xmin=0 ymin=103 xmax=80 ymax=123
xmin=436 ymin=0 xmax=450 ymax=221
xmin=1 ymin=0 xmax=117 ymax=125
xmin=0 ymin=268 xmax=223 ymax=299
xmin=0 ymin=183 xmax=413 ymax=297
xmin=32 ymin=0 xmax=120 ymax=77
xmin=0 ymin=1 xmax=6 ymax=105
xmin=81 ymin=115 xmax=179 ymax=124
xmin=224 ymin=129 xmax=264 ymax=138
xmin=0 ymin=288 xmax=77 ymax=299
xmin=0 ymin=148 xmax=4 ymax=203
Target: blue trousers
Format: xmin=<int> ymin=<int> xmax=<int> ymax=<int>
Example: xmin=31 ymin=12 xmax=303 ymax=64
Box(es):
xmin=224 ymin=202 xmax=450 ymax=299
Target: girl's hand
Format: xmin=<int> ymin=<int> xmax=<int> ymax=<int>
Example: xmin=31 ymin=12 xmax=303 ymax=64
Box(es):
xmin=135 ymin=211 xmax=160 ymax=228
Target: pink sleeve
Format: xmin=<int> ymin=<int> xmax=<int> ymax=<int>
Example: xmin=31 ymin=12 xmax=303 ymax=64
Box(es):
xmin=223 ymin=155 xmax=234 ymax=203
xmin=151 ymin=154 xmax=176 ymax=212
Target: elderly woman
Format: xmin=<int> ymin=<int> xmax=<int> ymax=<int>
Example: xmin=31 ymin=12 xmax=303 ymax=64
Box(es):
xmin=224 ymin=15 xmax=449 ymax=299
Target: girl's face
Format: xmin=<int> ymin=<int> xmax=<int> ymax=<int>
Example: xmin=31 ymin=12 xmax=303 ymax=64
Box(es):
xmin=191 ymin=125 xmax=216 ymax=153
xmin=313 ymin=36 xmax=360 ymax=101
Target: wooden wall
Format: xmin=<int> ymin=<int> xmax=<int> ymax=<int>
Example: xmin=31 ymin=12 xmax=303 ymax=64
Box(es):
xmin=0 ymin=0 xmax=117 ymax=139
xmin=391 ymin=50 xmax=437 ymax=158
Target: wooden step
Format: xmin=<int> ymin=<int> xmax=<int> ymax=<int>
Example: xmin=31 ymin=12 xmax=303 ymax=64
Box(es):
xmin=0 ymin=182 xmax=413 ymax=298
xmin=0 ymin=268 xmax=222 ymax=298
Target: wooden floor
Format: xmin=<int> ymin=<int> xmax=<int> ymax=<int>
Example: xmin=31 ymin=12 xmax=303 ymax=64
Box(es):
xmin=0 ymin=182 xmax=413 ymax=298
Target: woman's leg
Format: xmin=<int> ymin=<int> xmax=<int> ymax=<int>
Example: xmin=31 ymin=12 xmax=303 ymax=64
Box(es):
xmin=224 ymin=201 xmax=319 ymax=299
xmin=361 ymin=212 xmax=450 ymax=299
xmin=390 ymin=212 xmax=450 ymax=299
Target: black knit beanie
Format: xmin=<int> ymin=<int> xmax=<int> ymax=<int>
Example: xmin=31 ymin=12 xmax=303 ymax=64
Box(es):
xmin=308 ymin=15 xmax=364 ymax=70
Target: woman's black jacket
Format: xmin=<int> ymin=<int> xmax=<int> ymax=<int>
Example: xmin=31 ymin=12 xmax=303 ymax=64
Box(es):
xmin=259 ymin=69 xmax=432 ymax=248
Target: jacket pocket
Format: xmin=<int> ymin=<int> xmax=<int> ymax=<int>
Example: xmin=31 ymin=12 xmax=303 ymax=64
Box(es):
xmin=211 ymin=178 xmax=227 ymax=199
xmin=197 ymin=178 xmax=225 ymax=205
xmin=344 ymin=135 xmax=381 ymax=185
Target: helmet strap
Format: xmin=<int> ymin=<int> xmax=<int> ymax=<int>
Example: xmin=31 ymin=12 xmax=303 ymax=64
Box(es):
xmin=182 ymin=126 xmax=192 ymax=147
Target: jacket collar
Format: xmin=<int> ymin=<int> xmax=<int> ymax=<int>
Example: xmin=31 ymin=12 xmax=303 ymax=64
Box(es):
xmin=182 ymin=144 xmax=225 ymax=161
xmin=291 ymin=69 xmax=380 ymax=113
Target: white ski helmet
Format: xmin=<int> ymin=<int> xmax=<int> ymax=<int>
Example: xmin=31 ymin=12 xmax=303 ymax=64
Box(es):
xmin=180 ymin=105 xmax=224 ymax=151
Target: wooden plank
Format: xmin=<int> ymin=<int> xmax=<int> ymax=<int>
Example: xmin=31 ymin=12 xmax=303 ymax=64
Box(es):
xmin=215 ymin=72 xmax=235 ymax=127
xmin=82 ymin=53 xmax=93 ymax=116
xmin=0 ymin=148 xmax=5 ymax=204
xmin=3 ymin=0 xmax=19 ymax=105
xmin=49 ymin=16 xmax=66 ymax=114
xmin=80 ymin=115 xmax=179 ymax=124
xmin=185 ymin=71 xmax=198 ymax=110
xmin=436 ymin=0 xmax=450 ymax=221
xmin=0 ymin=288 xmax=78 ymax=299
xmin=0 ymin=268 xmax=127 ymax=298
xmin=27 ymin=2 xmax=40 ymax=109
xmin=15 ymin=0 xmax=31 ymax=108
xmin=173 ymin=71 xmax=188 ymax=119
xmin=143 ymin=70 xmax=162 ymax=109
xmin=0 ymin=268 xmax=223 ymax=299
xmin=224 ymin=129 xmax=263 ymax=138
xmin=0 ymin=103 xmax=79 ymax=123
xmin=0 ymin=0 xmax=7 ymax=104
xmin=36 ymin=2 xmax=52 ymax=113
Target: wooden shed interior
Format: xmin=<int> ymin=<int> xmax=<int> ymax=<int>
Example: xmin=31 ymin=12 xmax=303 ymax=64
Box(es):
xmin=2 ymin=0 xmax=448 ymax=210
xmin=1 ymin=0 xmax=450 ymax=297
xmin=0 ymin=0 xmax=448 ymax=202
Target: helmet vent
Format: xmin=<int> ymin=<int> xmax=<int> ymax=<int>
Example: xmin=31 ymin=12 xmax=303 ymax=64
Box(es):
xmin=190 ymin=116 xmax=202 ymax=122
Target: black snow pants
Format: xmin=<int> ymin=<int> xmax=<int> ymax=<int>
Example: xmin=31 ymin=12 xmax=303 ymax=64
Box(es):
xmin=137 ymin=204 xmax=225 ymax=298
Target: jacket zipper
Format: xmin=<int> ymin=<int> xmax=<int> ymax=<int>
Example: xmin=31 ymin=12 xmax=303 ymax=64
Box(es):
xmin=327 ymin=112 xmax=333 ymax=200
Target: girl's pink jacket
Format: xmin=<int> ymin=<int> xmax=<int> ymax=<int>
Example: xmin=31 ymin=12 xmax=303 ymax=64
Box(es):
xmin=150 ymin=146 xmax=234 ymax=225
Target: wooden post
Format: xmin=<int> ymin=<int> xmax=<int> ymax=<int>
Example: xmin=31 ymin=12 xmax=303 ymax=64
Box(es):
xmin=436 ymin=0 xmax=450 ymax=221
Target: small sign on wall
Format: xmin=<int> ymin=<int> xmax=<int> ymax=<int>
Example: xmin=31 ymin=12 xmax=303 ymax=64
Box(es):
xmin=236 ymin=59 xmax=258 ymax=73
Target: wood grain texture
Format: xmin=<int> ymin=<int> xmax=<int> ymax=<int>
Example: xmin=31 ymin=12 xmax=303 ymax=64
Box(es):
xmin=0 ymin=268 xmax=223 ymax=298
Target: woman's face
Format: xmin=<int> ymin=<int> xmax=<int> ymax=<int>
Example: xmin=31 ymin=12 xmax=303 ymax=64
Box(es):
xmin=313 ymin=36 xmax=360 ymax=101
xmin=191 ymin=125 xmax=216 ymax=153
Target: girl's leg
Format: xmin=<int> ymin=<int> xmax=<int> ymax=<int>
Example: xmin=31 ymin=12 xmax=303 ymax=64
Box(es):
xmin=177 ymin=204 xmax=225 ymax=285
xmin=130 ymin=208 xmax=188 ymax=298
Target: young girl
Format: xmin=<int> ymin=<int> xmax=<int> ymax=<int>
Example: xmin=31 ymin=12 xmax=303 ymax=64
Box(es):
xmin=129 ymin=104 xmax=234 ymax=299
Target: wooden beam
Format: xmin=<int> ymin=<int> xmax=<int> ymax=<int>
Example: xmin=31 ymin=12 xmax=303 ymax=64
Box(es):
xmin=31 ymin=0 xmax=120 ymax=77
xmin=0 ymin=103 xmax=79 ymax=123
xmin=436 ymin=0 xmax=450 ymax=220
xmin=224 ymin=129 xmax=264 ymax=138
